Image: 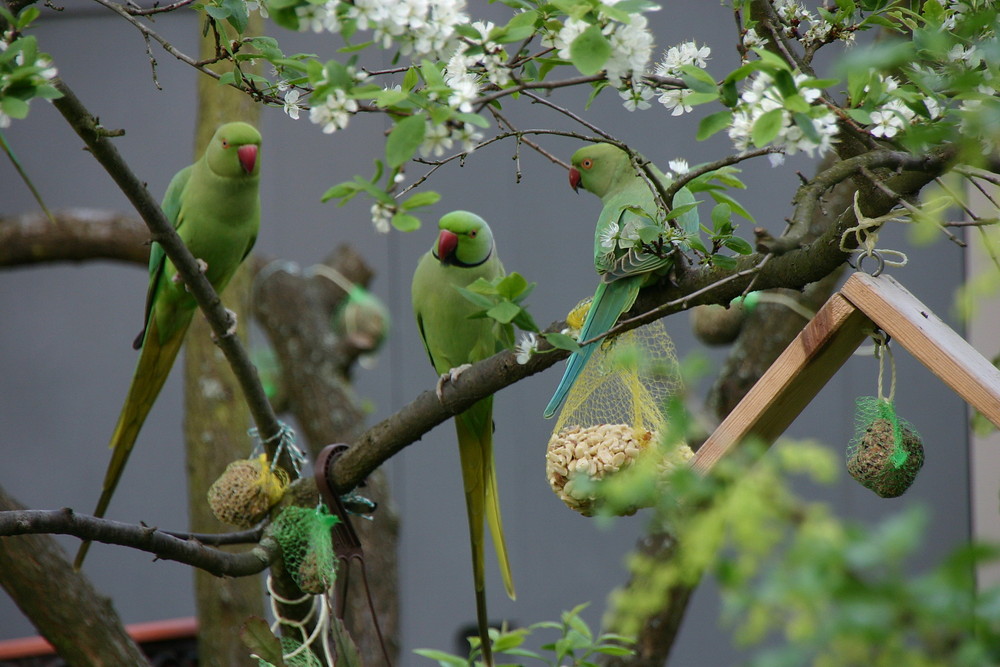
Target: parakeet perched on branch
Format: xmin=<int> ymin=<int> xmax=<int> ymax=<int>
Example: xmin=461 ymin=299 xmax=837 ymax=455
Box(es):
xmin=412 ymin=210 xmax=515 ymax=666
xmin=544 ymin=143 xmax=695 ymax=419
xmin=74 ymin=122 xmax=262 ymax=569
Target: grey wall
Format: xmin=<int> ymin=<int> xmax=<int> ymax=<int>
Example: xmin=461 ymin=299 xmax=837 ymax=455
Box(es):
xmin=0 ymin=2 xmax=971 ymax=664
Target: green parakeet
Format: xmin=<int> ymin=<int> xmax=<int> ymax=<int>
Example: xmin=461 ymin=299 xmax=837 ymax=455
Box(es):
xmin=74 ymin=122 xmax=262 ymax=569
xmin=412 ymin=211 xmax=515 ymax=666
xmin=544 ymin=143 xmax=695 ymax=418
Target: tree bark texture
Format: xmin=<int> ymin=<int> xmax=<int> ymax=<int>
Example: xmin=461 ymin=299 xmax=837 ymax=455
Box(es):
xmin=182 ymin=12 xmax=266 ymax=667
xmin=0 ymin=485 xmax=152 ymax=667
xmin=254 ymin=245 xmax=400 ymax=665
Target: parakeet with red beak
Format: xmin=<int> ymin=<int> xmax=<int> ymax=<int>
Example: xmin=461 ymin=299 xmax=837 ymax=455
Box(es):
xmin=75 ymin=122 xmax=262 ymax=569
xmin=412 ymin=211 xmax=515 ymax=666
xmin=545 ymin=142 xmax=695 ymax=418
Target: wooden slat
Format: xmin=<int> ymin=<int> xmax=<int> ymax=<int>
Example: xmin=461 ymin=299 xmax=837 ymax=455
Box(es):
xmin=692 ymin=292 xmax=872 ymax=473
xmin=841 ymin=272 xmax=1000 ymax=427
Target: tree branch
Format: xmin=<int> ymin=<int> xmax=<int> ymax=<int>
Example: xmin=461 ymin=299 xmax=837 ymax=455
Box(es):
xmin=0 ymin=208 xmax=149 ymax=266
xmin=0 ymin=508 xmax=276 ymax=576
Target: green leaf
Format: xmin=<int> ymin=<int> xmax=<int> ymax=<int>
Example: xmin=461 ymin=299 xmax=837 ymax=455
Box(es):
xmin=496 ymin=9 xmax=539 ymax=43
xmin=373 ymin=87 xmax=409 ymax=108
xmin=793 ymin=111 xmax=821 ymax=143
xmin=455 ymin=285 xmax=496 ymax=310
xmin=400 ymin=190 xmax=441 ymax=210
xmin=711 ymin=202 xmax=732 ymax=230
xmin=221 ymin=0 xmax=249 ymax=32
xmin=570 ymin=24 xmax=611 ymax=75
xmin=723 ymin=236 xmax=753 ymax=255
xmin=321 ymin=181 xmax=360 ymax=203
xmin=845 ymin=108 xmax=873 ymax=124
xmin=711 ymin=254 xmax=738 ymax=269
xmin=0 ymin=96 xmax=30 ymax=119
xmin=543 ymin=332 xmax=581 ymax=353
xmin=204 ymin=5 xmax=230 ymax=21
xmin=697 ymin=110 xmax=733 ymax=140
xmin=412 ymin=649 xmax=468 ymax=667
xmin=486 ymin=300 xmax=522 ymax=324
xmin=402 ymin=66 xmax=419 ymax=92
xmin=709 ymin=191 xmax=754 ymax=222
xmin=239 ymin=617 xmax=285 ymax=667
xmin=751 ymin=108 xmax=785 ymax=147
xmin=391 ymin=212 xmax=421 ymax=232
xmin=512 ymin=308 xmax=540 ymax=333
xmin=385 ymin=114 xmax=426 ymax=168
xmin=680 ymin=65 xmax=717 ymax=94
xmin=495 ymin=272 xmax=531 ymax=300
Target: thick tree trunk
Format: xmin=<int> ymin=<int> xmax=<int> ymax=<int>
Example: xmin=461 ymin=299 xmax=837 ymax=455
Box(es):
xmin=182 ymin=11 xmax=266 ymax=667
xmin=0 ymin=486 xmax=152 ymax=666
xmin=254 ymin=245 xmax=401 ymax=665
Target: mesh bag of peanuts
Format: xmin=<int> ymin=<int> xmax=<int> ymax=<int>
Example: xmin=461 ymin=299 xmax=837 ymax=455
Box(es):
xmin=546 ymin=318 xmax=694 ymax=516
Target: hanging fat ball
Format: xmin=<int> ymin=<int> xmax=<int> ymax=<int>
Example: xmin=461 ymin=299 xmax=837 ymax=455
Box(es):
xmin=333 ymin=284 xmax=390 ymax=353
xmin=208 ymin=454 xmax=289 ymax=528
xmin=271 ymin=505 xmax=339 ymax=595
xmin=847 ymin=417 xmax=924 ymax=498
xmin=546 ymin=424 xmax=694 ymax=516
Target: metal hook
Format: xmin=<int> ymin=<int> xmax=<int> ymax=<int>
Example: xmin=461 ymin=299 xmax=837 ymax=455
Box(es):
xmin=854 ymin=249 xmax=885 ymax=277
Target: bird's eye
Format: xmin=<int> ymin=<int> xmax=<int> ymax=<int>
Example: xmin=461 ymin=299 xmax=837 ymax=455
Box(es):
xmin=581 ymin=158 xmax=593 ymax=169
xmin=221 ymin=139 xmax=229 ymax=149
xmin=469 ymin=230 xmax=477 ymax=238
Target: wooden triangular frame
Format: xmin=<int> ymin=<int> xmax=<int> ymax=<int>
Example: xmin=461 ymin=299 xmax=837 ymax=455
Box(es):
xmin=692 ymin=272 xmax=1000 ymax=474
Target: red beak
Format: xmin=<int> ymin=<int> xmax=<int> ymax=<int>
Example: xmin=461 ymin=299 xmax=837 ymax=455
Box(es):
xmin=569 ymin=167 xmax=581 ymax=192
xmin=436 ymin=229 xmax=458 ymax=261
xmin=237 ymin=144 xmax=258 ymax=174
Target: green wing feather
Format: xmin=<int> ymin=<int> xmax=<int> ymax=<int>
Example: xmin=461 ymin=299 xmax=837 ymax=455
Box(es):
xmin=545 ymin=144 xmax=691 ymax=419
xmin=75 ymin=123 xmax=261 ymax=570
xmin=412 ymin=213 xmax=514 ymax=666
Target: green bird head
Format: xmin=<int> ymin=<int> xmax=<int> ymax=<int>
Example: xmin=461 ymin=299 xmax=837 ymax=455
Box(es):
xmin=433 ymin=210 xmax=495 ymax=267
xmin=206 ymin=122 xmax=262 ymax=178
xmin=568 ymin=143 xmax=634 ymax=200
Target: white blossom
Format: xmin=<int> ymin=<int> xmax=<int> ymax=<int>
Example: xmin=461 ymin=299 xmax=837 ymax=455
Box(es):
xmin=420 ymin=122 xmax=454 ymax=157
xmin=726 ymin=71 xmax=838 ymax=162
xmin=515 ymin=332 xmax=538 ymax=365
xmin=245 ymin=0 xmax=268 ymax=18
xmin=605 ymin=14 xmax=654 ymax=83
xmin=598 ymin=220 xmax=620 ymax=252
xmin=655 ymin=41 xmax=710 ymax=77
xmin=370 ymin=201 xmax=393 ymax=234
xmin=742 ymin=28 xmax=765 ymax=52
xmin=282 ymin=89 xmax=302 ymax=120
xmin=0 ymin=110 xmax=9 ymax=129
xmin=868 ymin=102 xmax=909 ymax=138
xmin=309 ymin=88 xmax=357 ymax=133
xmin=349 ymin=0 xmax=468 ymax=59
xmin=619 ymin=84 xmax=653 ymax=111
xmin=550 ymin=17 xmax=590 ymax=61
xmin=668 ymin=158 xmax=689 ymax=175
xmin=296 ymin=1 xmax=340 ymax=33
xmin=658 ymin=88 xmax=693 ymax=116
xmin=36 ymin=57 xmax=57 ymax=81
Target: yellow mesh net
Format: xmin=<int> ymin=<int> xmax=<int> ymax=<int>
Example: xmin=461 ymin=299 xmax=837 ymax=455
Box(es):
xmin=546 ymin=319 xmax=692 ymax=515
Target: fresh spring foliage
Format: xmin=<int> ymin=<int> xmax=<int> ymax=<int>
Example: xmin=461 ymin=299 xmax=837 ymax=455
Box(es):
xmin=0 ymin=6 xmax=60 ymax=127
xmin=600 ymin=431 xmax=1000 ymax=666
xmin=455 ymin=272 xmax=581 ymax=356
xmin=414 ymin=602 xmax=634 ymax=667
xmin=5 ymin=1 xmax=999 ymax=265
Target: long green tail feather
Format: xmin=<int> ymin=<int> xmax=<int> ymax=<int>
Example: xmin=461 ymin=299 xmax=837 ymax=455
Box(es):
xmin=73 ymin=313 xmax=191 ymax=570
xmin=543 ymin=278 xmax=641 ymax=418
